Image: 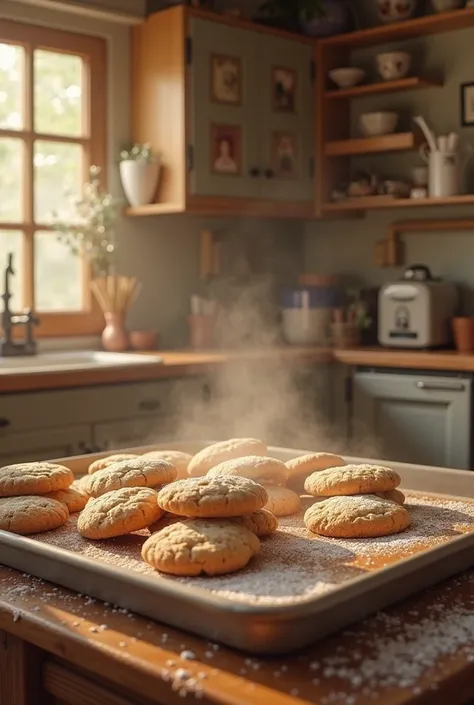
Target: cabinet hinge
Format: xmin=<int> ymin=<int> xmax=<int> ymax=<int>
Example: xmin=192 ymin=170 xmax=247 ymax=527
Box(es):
xmin=185 ymin=36 xmax=193 ymax=65
xmin=310 ymin=59 xmax=316 ymax=83
xmin=345 ymin=376 xmax=353 ymax=404
xmin=309 ymin=156 xmax=315 ymax=179
xmin=187 ymin=144 xmax=194 ymax=172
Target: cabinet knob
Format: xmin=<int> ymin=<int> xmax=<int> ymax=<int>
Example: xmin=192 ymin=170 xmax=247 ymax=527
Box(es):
xmin=264 ymin=169 xmax=274 ymax=179
xmin=249 ymin=167 xmax=261 ymax=177
xmin=0 ymin=418 xmax=11 ymax=428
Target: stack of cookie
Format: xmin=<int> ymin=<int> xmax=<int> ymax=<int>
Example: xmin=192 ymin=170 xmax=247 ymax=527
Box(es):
xmin=302 ymin=463 xmax=411 ymax=538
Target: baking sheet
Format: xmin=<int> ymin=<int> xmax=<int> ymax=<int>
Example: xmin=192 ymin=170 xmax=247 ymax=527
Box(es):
xmin=2 ymin=443 xmax=474 ymax=655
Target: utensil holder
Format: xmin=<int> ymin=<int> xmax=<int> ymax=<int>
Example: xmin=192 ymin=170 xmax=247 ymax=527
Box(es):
xmin=420 ymin=146 xmax=461 ymax=198
xmin=452 ymin=318 xmax=474 ymax=353
xmin=188 ymin=315 xmax=215 ymax=350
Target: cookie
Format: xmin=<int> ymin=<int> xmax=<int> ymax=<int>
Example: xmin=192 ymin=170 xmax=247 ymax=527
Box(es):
xmin=141 ymin=519 xmax=260 ymax=576
xmin=0 ymin=462 xmax=74 ymax=498
xmin=157 ymin=476 xmax=268 ymax=518
xmin=88 ymin=453 xmax=138 ymax=475
xmin=304 ymin=494 xmax=411 ymax=538
xmin=143 ymin=450 xmax=192 ymax=480
xmin=263 ymin=486 xmax=301 ymax=517
xmin=304 ymin=464 xmax=401 ymax=498
xmin=78 ymin=487 xmax=163 ymax=539
xmin=0 ymin=496 xmax=69 ymax=535
xmin=287 ymin=453 xmax=345 ymax=492
xmin=377 ymin=489 xmax=406 ymax=506
xmin=86 ymin=457 xmax=177 ymax=498
xmin=45 ymin=487 xmax=89 ymax=513
xmin=235 ymin=508 xmax=278 ymax=537
xmin=207 ymin=455 xmax=288 ymax=486
xmin=187 ymin=438 xmax=267 ymax=477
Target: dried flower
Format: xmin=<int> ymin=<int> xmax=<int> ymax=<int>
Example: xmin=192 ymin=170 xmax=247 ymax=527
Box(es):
xmin=119 ymin=142 xmax=155 ymax=163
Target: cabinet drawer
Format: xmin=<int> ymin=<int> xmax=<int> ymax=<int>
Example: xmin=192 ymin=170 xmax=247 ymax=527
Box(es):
xmin=93 ymin=416 xmax=175 ymax=451
xmin=0 ymin=425 xmax=92 ymax=465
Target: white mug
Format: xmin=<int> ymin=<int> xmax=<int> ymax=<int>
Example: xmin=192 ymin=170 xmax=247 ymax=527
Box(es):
xmin=420 ymin=145 xmax=460 ymax=198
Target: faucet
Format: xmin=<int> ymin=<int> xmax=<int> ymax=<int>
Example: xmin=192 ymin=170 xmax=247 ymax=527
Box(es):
xmin=0 ymin=253 xmax=40 ymax=357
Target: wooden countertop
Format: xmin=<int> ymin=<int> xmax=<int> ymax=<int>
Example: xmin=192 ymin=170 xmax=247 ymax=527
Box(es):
xmin=2 ymin=564 xmax=474 ymax=705
xmin=333 ymin=347 xmax=474 ymax=372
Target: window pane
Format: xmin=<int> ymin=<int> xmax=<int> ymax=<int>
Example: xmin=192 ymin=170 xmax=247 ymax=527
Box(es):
xmin=34 ymin=141 xmax=83 ymax=223
xmin=0 ymin=138 xmax=23 ymax=222
xmin=34 ymin=231 xmax=82 ymax=311
xmin=34 ymin=49 xmax=83 ymax=137
xmin=0 ymin=230 xmax=23 ymax=311
xmin=0 ymin=43 xmax=24 ymax=130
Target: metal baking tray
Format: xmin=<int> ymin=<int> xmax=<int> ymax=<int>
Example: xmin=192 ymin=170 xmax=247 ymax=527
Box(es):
xmin=2 ymin=442 xmax=474 ymax=655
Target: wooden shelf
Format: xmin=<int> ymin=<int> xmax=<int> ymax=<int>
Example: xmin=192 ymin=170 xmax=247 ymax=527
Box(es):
xmin=319 ymin=7 xmax=474 ymax=50
xmin=125 ymin=203 xmax=185 ymax=216
xmin=321 ymin=194 xmax=474 ymax=214
xmin=324 ymin=77 xmax=442 ymax=100
xmin=324 ymin=132 xmax=418 ymax=157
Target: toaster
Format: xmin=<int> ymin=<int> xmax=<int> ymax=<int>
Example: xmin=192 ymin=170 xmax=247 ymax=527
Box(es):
xmin=378 ymin=265 xmax=458 ymax=349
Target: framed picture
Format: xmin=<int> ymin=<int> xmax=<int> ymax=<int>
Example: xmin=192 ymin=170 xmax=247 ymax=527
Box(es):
xmin=273 ymin=132 xmax=297 ymax=179
xmin=461 ymin=81 xmax=474 ymax=126
xmin=272 ymin=67 xmax=297 ymax=113
xmin=211 ymin=54 xmax=241 ymax=105
xmin=211 ymin=123 xmax=241 ymax=176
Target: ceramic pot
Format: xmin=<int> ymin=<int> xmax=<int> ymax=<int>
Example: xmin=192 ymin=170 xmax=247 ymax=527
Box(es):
xmin=431 ymin=0 xmax=463 ymax=11
xmin=102 ymin=313 xmax=129 ymax=352
xmin=376 ymin=0 xmax=418 ymax=23
xmin=452 ymin=318 xmax=474 ymax=352
xmin=300 ymin=0 xmax=354 ymax=37
xmin=119 ymin=159 xmax=160 ymax=207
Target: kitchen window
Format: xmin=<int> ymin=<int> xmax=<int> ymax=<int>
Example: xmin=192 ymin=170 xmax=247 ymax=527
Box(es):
xmin=0 ymin=20 xmax=106 ymax=337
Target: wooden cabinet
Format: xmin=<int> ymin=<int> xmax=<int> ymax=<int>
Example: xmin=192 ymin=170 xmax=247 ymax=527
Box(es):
xmin=0 ymin=425 xmax=92 ymax=466
xmin=130 ymin=7 xmax=315 ymax=219
xmin=93 ymin=416 xmax=173 ymax=451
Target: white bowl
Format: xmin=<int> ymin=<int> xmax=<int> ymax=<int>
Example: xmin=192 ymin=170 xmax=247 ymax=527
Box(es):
xmin=359 ymin=111 xmax=398 ymax=137
xmin=328 ymin=67 xmax=366 ymax=90
xmin=376 ymin=52 xmax=411 ymax=81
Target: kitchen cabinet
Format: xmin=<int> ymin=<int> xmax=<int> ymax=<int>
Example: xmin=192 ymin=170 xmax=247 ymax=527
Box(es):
xmin=130 ymin=6 xmax=315 ymax=218
xmin=352 ymin=370 xmax=472 ymax=470
xmin=0 ymin=425 xmax=92 ymax=466
xmin=93 ymin=416 xmax=174 ymax=451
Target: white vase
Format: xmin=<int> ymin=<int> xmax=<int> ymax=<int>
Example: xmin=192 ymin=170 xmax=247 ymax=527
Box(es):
xmin=119 ymin=159 xmax=160 ymax=207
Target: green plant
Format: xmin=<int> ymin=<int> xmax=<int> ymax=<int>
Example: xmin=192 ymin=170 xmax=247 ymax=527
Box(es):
xmin=347 ymin=288 xmax=372 ymax=332
xmin=49 ymin=166 xmax=120 ymax=277
xmin=258 ymin=0 xmax=325 ymax=22
xmin=119 ymin=142 xmax=154 ymax=162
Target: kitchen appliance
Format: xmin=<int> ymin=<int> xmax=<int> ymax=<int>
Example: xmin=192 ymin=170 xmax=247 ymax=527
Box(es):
xmin=378 ymin=265 xmax=458 ymax=348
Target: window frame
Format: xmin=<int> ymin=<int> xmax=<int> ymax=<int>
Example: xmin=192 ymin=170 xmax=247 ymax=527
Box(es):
xmin=0 ymin=19 xmax=107 ymax=337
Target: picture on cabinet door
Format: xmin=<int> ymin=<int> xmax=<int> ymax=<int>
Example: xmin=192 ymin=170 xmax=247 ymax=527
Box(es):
xmin=273 ymin=132 xmax=297 ymax=179
xmin=211 ymin=54 xmax=241 ymax=105
xmin=272 ymin=67 xmax=297 ymax=113
xmin=211 ymin=123 xmax=241 ymax=175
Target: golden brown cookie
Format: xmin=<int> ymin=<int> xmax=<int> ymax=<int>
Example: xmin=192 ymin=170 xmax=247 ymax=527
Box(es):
xmin=77 ymin=487 xmax=163 ymax=540
xmin=287 ymin=453 xmax=345 ymax=492
xmin=187 ymin=438 xmax=267 ymax=477
xmin=0 ymin=462 xmax=74 ymax=498
xmin=376 ymin=489 xmax=406 ymax=506
xmin=85 ymin=457 xmax=177 ymax=498
xmin=143 ymin=450 xmax=192 ymax=480
xmin=235 ymin=508 xmax=278 ymax=537
xmin=45 ymin=487 xmax=89 ymax=513
xmin=304 ymin=494 xmax=410 ymax=538
xmin=207 ymin=455 xmax=288 ymax=486
xmin=304 ymin=464 xmax=401 ymax=498
xmin=157 ymin=476 xmax=268 ymax=518
xmin=263 ymin=486 xmax=301 ymax=517
xmin=88 ymin=453 xmax=138 ymax=475
xmin=141 ymin=519 xmax=260 ymax=576
xmin=0 ymin=496 xmax=69 ymax=535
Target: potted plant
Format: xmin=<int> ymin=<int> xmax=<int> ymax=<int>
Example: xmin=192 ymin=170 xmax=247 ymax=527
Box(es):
xmin=119 ymin=143 xmax=161 ymax=208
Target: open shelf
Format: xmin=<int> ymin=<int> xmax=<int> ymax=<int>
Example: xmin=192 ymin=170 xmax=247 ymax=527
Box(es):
xmin=321 ymin=194 xmax=474 ymax=214
xmin=324 ymin=77 xmax=442 ymax=101
xmin=324 ymin=132 xmax=418 ymax=157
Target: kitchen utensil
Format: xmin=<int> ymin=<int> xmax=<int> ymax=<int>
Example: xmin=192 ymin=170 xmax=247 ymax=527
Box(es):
xmin=448 ymin=132 xmax=460 ymax=152
xmin=437 ymin=135 xmax=448 ymax=152
xmin=413 ymin=115 xmax=437 ymax=153
xmin=188 ymin=315 xmax=215 ymax=349
xmin=420 ymin=144 xmax=461 ymax=197
xmin=452 ymin=317 xmax=474 ymax=352
xmin=376 ymin=0 xmax=418 ymax=22
xmin=376 ymin=51 xmax=411 ymax=81
xmin=359 ymin=111 xmax=398 ymax=136
xmin=328 ymin=67 xmax=366 ymax=89
xmin=412 ymin=166 xmax=428 ymax=186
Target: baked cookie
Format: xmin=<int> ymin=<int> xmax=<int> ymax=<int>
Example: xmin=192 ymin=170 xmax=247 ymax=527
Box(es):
xmin=187 ymin=438 xmax=267 ymax=477
xmin=235 ymin=508 xmax=278 ymax=537
xmin=287 ymin=453 xmax=345 ymax=492
xmin=78 ymin=487 xmax=163 ymax=539
xmin=0 ymin=462 xmax=74 ymax=498
xmin=141 ymin=519 xmax=260 ymax=576
xmin=0 ymin=496 xmax=69 ymax=535
xmin=45 ymin=487 xmax=89 ymax=513
xmin=304 ymin=494 xmax=410 ymax=538
xmin=264 ymin=486 xmax=301 ymax=517
xmin=304 ymin=464 xmax=401 ymax=498
xmin=86 ymin=457 xmax=177 ymax=498
xmin=207 ymin=455 xmax=288 ymax=486
xmin=88 ymin=453 xmax=138 ymax=475
xmin=377 ymin=489 xmax=406 ymax=506
xmin=157 ymin=476 xmax=268 ymax=518
xmin=143 ymin=450 xmax=192 ymax=480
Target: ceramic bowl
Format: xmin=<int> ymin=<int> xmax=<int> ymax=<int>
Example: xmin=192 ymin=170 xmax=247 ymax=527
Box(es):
xmin=129 ymin=330 xmax=159 ymax=350
xmin=376 ymin=52 xmax=411 ymax=81
xmin=359 ymin=111 xmax=398 ymax=137
xmin=376 ymin=0 xmax=418 ymax=23
xmin=328 ymin=67 xmax=366 ymax=89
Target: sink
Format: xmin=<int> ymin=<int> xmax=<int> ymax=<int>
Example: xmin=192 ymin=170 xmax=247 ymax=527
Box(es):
xmin=0 ymin=351 xmax=163 ymax=374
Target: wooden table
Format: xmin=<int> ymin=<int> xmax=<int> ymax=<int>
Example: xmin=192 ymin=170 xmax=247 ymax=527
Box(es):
xmin=2 ymin=565 xmax=474 ymax=705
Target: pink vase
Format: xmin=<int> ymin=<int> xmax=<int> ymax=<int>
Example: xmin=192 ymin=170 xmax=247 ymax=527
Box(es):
xmin=101 ymin=313 xmax=129 ymax=352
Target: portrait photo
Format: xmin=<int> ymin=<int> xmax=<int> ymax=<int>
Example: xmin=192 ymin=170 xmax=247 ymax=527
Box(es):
xmin=272 ymin=67 xmax=297 ymax=113
xmin=273 ymin=132 xmax=297 ymax=179
xmin=211 ymin=123 xmax=241 ymax=176
xmin=211 ymin=54 xmax=241 ymax=105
